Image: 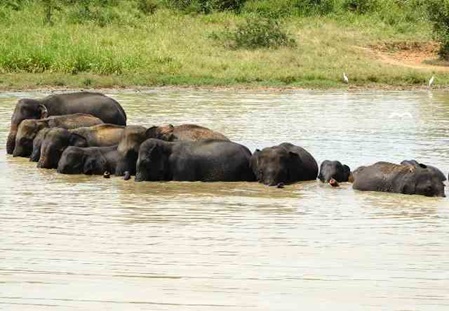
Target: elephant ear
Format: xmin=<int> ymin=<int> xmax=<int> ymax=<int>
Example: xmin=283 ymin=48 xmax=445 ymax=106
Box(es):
xmin=165 ymin=125 xmax=176 ymax=141
xmin=418 ymin=163 xmax=428 ymax=169
xmin=36 ymin=119 xmax=49 ymax=131
xmin=250 ymin=149 xmax=261 ymax=170
xmin=69 ymin=133 xmax=88 ymax=147
xmin=38 ymin=104 xmax=48 ymax=119
xmin=288 ymin=151 xmax=302 ymax=163
xmin=288 ymin=151 xmax=303 ymax=180
xmin=159 ymin=124 xmax=175 ymax=141
xmin=343 ymin=164 xmax=351 ymax=180
xmin=401 ymin=183 xmax=414 ymax=195
xmin=145 ymin=126 xmax=160 ymax=139
xmin=83 ymin=158 xmax=95 ymax=175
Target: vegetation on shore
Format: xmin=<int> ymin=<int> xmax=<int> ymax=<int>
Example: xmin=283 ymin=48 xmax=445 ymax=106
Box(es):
xmin=1 ymin=0 xmax=449 ymax=90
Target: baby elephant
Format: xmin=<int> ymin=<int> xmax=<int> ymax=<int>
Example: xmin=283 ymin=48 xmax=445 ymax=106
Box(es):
xmin=352 ymin=161 xmax=445 ymax=197
xmin=30 ymin=128 xmax=51 ymax=162
xmin=318 ymin=160 xmax=352 ymax=187
xmin=57 ymin=146 xmax=119 ymax=175
xmin=250 ymin=143 xmax=318 ymax=186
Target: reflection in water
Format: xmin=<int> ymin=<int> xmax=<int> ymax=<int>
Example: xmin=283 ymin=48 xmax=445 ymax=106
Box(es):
xmin=0 ymin=90 xmax=448 ymax=310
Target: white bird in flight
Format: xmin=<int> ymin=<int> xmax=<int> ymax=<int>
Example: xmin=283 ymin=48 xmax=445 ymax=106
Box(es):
xmin=343 ymin=72 xmax=349 ymax=84
xmin=428 ymin=75 xmax=435 ymax=88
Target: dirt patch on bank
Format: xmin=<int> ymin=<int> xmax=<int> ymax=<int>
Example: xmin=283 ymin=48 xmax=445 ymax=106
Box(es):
xmin=358 ymin=41 xmax=449 ymax=72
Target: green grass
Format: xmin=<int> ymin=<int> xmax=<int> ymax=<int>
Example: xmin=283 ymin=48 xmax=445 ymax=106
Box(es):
xmin=0 ymin=1 xmax=448 ymax=90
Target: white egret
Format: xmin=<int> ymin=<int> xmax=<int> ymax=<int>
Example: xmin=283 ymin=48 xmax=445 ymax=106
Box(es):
xmin=428 ymin=75 xmax=435 ymax=88
xmin=343 ymin=72 xmax=349 ymax=84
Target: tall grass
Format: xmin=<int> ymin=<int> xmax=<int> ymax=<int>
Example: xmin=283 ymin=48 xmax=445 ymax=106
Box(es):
xmin=0 ymin=0 xmax=445 ymax=89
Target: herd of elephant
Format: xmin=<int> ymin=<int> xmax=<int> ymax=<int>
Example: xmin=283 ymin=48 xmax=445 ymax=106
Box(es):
xmin=5 ymin=91 xmax=447 ymax=198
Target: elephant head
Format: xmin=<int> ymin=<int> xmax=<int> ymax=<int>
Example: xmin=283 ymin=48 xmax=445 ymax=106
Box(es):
xmin=135 ymin=139 xmax=171 ymax=182
xmin=38 ymin=128 xmax=87 ymax=169
xmin=250 ymin=147 xmax=302 ymax=186
xmin=7 ymin=99 xmax=48 ymax=154
xmin=318 ymin=160 xmax=351 ymax=186
xmin=57 ymin=146 xmax=88 ymax=174
xmin=145 ymin=124 xmax=176 ymax=141
xmin=13 ymin=119 xmax=49 ymax=157
xmin=401 ymin=164 xmax=446 ymax=197
xmin=115 ymin=125 xmax=148 ymax=176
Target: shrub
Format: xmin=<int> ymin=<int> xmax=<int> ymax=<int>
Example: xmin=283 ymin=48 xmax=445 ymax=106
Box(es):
xmin=137 ymin=0 xmax=158 ymax=15
xmin=66 ymin=1 xmax=127 ymax=26
xmin=427 ymin=0 xmax=449 ymax=60
xmin=166 ymin=0 xmax=246 ymax=14
xmin=243 ymin=0 xmax=299 ymax=19
xmin=216 ymin=17 xmax=296 ymax=49
xmin=1 ymin=0 xmax=30 ymax=11
xmin=295 ymin=0 xmax=336 ymax=16
xmin=343 ymin=0 xmax=378 ymax=14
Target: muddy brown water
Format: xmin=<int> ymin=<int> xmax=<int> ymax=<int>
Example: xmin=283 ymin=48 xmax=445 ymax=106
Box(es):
xmin=0 ymin=90 xmax=448 ymax=310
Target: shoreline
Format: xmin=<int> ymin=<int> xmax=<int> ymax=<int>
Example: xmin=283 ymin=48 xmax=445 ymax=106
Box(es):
xmin=1 ymin=82 xmax=448 ymax=94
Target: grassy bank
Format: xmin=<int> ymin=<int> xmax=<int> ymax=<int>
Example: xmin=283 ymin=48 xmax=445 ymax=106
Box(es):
xmin=0 ymin=1 xmax=448 ymax=90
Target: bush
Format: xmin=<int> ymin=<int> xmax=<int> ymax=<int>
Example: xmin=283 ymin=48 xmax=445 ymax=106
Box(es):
xmin=296 ymin=0 xmax=336 ymax=16
xmin=427 ymin=0 xmax=449 ymax=60
xmin=216 ymin=17 xmax=296 ymax=49
xmin=1 ymin=0 xmax=30 ymax=11
xmin=343 ymin=0 xmax=378 ymax=14
xmin=137 ymin=0 xmax=158 ymax=15
xmin=243 ymin=0 xmax=299 ymax=19
xmin=166 ymin=0 xmax=246 ymax=14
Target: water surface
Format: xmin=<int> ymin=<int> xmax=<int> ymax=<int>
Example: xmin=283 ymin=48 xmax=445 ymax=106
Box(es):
xmin=0 ymin=89 xmax=448 ymax=310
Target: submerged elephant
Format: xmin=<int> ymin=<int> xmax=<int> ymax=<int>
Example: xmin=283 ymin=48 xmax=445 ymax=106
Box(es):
xmin=352 ymin=161 xmax=445 ymax=197
xmin=30 ymin=128 xmax=51 ymax=162
xmin=116 ymin=124 xmax=229 ymax=177
xmin=6 ymin=91 xmax=127 ymax=154
xmin=13 ymin=113 xmax=103 ymax=158
xmin=401 ymin=159 xmax=446 ymax=182
xmin=318 ymin=160 xmax=352 ymax=187
xmin=135 ymin=139 xmax=255 ymax=182
xmin=38 ymin=124 xmax=125 ymax=169
xmin=57 ymin=146 xmax=119 ymax=175
xmin=250 ymin=143 xmax=318 ymax=186
xmin=146 ymin=124 xmax=230 ymax=142
xmin=115 ymin=125 xmax=149 ymax=176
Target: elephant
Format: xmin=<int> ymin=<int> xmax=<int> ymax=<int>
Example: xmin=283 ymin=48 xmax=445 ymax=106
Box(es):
xmin=57 ymin=146 xmax=119 ymax=175
xmin=400 ymin=160 xmax=446 ymax=182
xmin=135 ymin=139 xmax=255 ymax=182
xmin=116 ymin=124 xmax=230 ymax=177
xmin=115 ymin=125 xmax=148 ymax=177
xmin=37 ymin=124 xmax=125 ymax=169
xmin=12 ymin=113 xmax=103 ymax=158
xmin=146 ymin=124 xmax=230 ymax=142
xmin=6 ymin=91 xmax=127 ymax=154
xmin=318 ymin=160 xmax=352 ymax=187
xmin=30 ymin=128 xmax=51 ymax=162
xmin=250 ymin=143 xmax=318 ymax=186
xmin=352 ymin=161 xmax=445 ymax=197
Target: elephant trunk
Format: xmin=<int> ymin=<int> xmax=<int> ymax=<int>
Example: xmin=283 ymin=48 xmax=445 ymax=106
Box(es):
xmin=6 ymin=126 xmax=18 ymax=154
xmin=37 ymin=156 xmax=48 ymax=169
